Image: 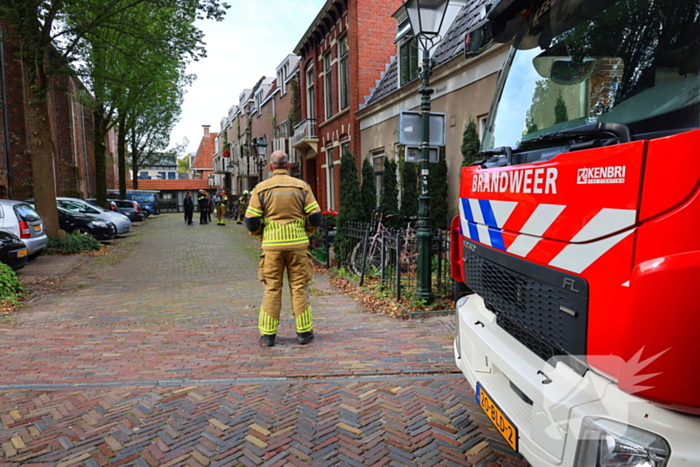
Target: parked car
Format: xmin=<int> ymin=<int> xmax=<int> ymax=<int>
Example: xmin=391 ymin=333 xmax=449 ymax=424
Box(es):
xmin=85 ymin=198 xmax=118 ymax=212
xmin=0 ymin=200 xmax=48 ymax=258
xmin=108 ymin=191 xmax=158 ymax=217
xmin=55 ymin=198 xmax=131 ymax=235
xmin=89 ymin=198 xmax=143 ymax=222
xmin=57 ymin=207 xmax=116 ymax=241
xmin=0 ymin=231 xmax=29 ymax=270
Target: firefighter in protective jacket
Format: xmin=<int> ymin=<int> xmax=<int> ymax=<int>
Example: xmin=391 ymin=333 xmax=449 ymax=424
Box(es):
xmin=215 ymin=190 xmax=228 ymax=225
xmin=244 ymin=150 xmax=321 ymax=347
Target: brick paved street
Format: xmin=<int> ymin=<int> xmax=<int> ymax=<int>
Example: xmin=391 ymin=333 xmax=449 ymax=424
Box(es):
xmin=0 ymin=214 xmax=528 ymax=466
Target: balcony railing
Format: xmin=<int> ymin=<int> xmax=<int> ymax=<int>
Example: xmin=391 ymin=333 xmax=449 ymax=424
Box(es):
xmin=291 ymin=119 xmax=317 ymax=149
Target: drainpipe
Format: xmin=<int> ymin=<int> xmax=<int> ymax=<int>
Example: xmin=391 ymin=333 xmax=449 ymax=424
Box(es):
xmin=0 ymin=26 xmax=14 ymax=199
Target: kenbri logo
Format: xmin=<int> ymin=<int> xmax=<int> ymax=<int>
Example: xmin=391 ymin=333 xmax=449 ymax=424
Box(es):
xmin=577 ymin=166 xmax=627 ymax=184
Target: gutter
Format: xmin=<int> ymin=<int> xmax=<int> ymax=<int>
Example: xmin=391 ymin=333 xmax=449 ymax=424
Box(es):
xmin=293 ymin=0 xmax=336 ymax=54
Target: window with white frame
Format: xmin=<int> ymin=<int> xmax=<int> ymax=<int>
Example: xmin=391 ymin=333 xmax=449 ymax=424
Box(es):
xmin=280 ymin=120 xmax=290 ymax=138
xmin=306 ymin=63 xmax=315 ymax=120
xmin=277 ymin=63 xmax=288 ymax=96
xmin=326 ymin=148 xmax=336 ymax=210
xmin=324 ymin=52 xmax=333 ymax=120
xmin=338 ymin=36 xmax=349 ymax=111
xmin=372 ymin=152 xmax=384 ymax=203
xmin=396 ymin=17 xmax=419 ymax=87
xmin=478 ymin=114 xmax=488 ymax=141
xmin=399 ymin=35 xmax=419 ymax=86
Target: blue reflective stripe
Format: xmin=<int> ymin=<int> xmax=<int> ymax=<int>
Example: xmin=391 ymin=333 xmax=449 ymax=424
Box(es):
xmin=478 ymin=199 xmax=497 ymax=227
xmin=468 ymin=221 xmax=480 ymax=242
xmin=489 ymin=227 xmax=506 ymax=251
xmin=461 ymin=198 xmax=474 ymax=222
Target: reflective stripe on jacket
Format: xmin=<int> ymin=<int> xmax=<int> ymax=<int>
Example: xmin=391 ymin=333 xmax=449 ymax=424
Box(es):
xmin=245 ymin=169 xmax=321 ymax=251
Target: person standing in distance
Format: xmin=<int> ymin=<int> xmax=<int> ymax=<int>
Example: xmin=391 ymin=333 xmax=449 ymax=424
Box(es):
xmin=236 ymin=191 xmax=249 ymax=225
xmin=245 ymin=150 xmax=321 ymax=347
xmin=215 ymin=190 xmax=228 ymax=225
xmin=184 ymin=191 xmax=194 ymax=226
xmin=197 ymin=190 xmax=209 ymax=225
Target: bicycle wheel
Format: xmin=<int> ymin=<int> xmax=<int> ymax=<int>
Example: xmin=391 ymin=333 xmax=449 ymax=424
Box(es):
xmin=349 ymin=242 xmax=364 ymax=275
xmin=350 ymin=239 xmax=385 ymax=276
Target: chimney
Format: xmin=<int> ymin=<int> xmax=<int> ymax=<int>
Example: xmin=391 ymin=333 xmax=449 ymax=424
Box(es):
xmin=203 ymin=125 xmax=211 ymax=137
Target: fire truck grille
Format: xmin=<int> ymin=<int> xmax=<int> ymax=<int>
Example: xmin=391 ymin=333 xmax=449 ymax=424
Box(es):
xmin=463 ymin=247 xmax=589 ymax=362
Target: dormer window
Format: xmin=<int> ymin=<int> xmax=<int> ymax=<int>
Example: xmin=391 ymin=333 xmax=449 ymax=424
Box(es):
xmin=399 ymin=35 xmax=418 ymax=86
xmin=395 ymin=17 xmax=419 ymax=87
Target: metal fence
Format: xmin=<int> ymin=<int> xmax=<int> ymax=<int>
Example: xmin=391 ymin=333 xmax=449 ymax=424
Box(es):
xmin=315 ymin=220 xmax=454 ymax=304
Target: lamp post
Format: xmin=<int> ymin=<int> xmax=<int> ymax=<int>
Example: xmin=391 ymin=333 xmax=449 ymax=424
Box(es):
xmin=403 ymin=0 xmax=450 ymax=303
xmin=255 ymin=138 xmax=268 ymax=182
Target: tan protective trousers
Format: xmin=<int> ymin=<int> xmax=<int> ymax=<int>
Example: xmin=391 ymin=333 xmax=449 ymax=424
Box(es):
xmin=258 ymin=249 xmax=313 ymax=335
xmin=216 ymin=205 xmax=226 ymax=223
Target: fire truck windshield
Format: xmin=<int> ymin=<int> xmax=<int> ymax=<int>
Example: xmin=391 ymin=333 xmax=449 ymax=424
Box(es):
xmin=483 ymin=0 xmax=700 ymax=151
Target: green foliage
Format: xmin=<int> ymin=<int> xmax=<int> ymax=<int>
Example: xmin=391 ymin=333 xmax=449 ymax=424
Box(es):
xmin=48 ymin=233 xmax=101 ymax=254
xmin=461 ymin=117 xmax=481 ymax=167
xmin=334 ymin=149 xmax=363 ymax=257
xmin=400 ymin=158 xmax=419 ymax=220
xmin=338 ymin=149 xmax=363 ymax=221
xmin=288 ymin=77 xmax=302 ymax=130
xmin=360 ymin=157 xmax=376 ymax=222
xmin=177 ymin=156 xmax=190 ymax=173
xmin=380 ymin=158 xmax=399 ymax=226
xmin=0 ymin=263 xmax=27 ymax=305
xmin=428 ymin=148 xmax=449 ymax=231
xmin=555 ymin=90 xmax=569 ymax=123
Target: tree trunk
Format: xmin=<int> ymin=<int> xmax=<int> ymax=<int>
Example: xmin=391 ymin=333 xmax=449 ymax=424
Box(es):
xmin=22 ymin=58 xmax=60 ymax=238
xmin=92 ymin=108 xmax=110 ymax=208
xmin=131 ymin=132 xmax=139 ymax=190
xmin=93 ymin=109 xmax=107 ymax=208
xmin=117 ymin=117 xmax=127 ymax=199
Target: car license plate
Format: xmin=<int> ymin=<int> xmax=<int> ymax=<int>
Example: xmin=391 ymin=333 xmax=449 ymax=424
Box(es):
xmin=17 ymin=249 xmax=27 ymax=258
xmin=476 ymin=383 xmax=518 ymax=451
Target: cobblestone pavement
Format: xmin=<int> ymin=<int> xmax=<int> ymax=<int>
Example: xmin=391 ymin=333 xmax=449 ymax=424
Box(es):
xmin=0 ymin=215 xmax=529 ymax=466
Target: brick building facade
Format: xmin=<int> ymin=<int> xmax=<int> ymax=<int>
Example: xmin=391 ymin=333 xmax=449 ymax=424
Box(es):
xmin=0 ymin=20 xmax=117 ymax=201
xmin=293 ymin=0 xmax=403 ymax=211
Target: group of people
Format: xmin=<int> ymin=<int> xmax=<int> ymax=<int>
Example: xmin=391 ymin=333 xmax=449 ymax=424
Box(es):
xmin=182 ymin=189 xmax=250 ymax=226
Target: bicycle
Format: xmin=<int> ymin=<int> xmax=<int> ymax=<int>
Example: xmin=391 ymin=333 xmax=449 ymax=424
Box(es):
xmin=398 ymin=217 xmax=418 ymax=275
xmin=349 ymin=209 xmax=397 ymax=276
xmin=225 ymin=202 xmax=237 ymax=221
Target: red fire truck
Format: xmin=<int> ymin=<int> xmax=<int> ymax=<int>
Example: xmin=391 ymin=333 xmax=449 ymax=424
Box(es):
xmin=451 ymin=0 xmax=700 ymax=465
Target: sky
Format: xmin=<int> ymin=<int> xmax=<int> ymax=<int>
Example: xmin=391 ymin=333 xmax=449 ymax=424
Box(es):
xmin=170 ymin=0 xmax=328 ymax=155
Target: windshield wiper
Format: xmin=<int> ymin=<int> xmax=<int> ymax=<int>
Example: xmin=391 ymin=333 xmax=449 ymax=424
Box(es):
xmin=474 ymin=146 xmax=514 ymax=166
xmin=521 ymin=123 xmax=632 ymax=147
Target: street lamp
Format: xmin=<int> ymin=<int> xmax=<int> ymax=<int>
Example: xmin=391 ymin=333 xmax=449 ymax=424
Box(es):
xmin=403 ymin=0 xmax=450 ymax=303
xmin=255 ymin=138 xmax=268 ymax=182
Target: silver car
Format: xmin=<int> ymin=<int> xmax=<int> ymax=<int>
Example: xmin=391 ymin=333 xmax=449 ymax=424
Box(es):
xmin=0 ymin=200 xmax=48 ymax=257
xmin=56 ymin=198 xmax=131 ymax=234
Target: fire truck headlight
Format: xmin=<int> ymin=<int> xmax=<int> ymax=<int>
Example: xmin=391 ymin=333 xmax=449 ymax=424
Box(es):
xmin=575 ymin=418 xmax=670 ymax=467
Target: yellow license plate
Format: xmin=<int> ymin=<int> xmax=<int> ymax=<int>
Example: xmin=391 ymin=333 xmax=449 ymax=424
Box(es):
xmin=33 ymin=225 xmax=41 ymax=231
xmin=17 ymin=249 xmax=27 ymax=258
xmin=476 ymin=383 xmax=518 ymax=451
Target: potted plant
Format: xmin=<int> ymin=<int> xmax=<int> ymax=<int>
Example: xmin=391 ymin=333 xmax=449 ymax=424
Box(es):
xmin=321 ymin=210 xmax=338 ymax=240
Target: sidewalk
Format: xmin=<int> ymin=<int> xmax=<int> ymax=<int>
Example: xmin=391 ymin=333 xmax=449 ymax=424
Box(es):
xmin=0 ymin=214 xmax=528 ymax=466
